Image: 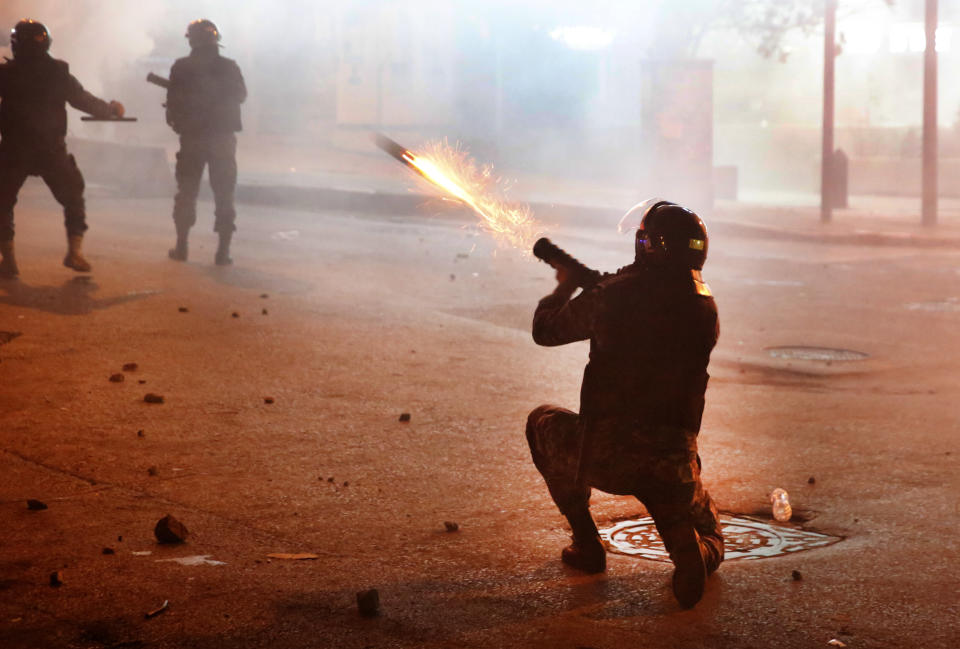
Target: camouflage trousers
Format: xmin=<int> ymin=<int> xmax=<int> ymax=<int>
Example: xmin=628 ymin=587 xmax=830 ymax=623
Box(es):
xmin=526 ymin=404 xmax=723 ymax=573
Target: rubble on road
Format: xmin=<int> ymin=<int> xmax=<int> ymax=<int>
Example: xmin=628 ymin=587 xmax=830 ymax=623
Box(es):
xmin=49 ymin=571 xmax=63 ymax=587
xmin=102 ymin=547 xmax=115 ymax=555
xmin=109 ymin=373 xmax=125 ymax=383
xmin=123 ymin=363 xmax=139 ymax=372
xmin=27 ymin=499 xmax=48 ymax=510
xmin=792 ymin=570 xmax=803 ymax=581
xmin=398 ymin=413 xmax=411 ymax=422
xmin=154 ymin=515 xmax=189 ymax=544
xmin=264 ymin=397 xmax=275 ymax=404
xmin=144 ymin=393 xmax=165 ymax=404
xmin=356 ymin=588 xmax=380 ymax=617
xmin=444 ymin=521 xmax=459 ymax=532
xmin=178 ymin=307 xmax=189 ymax=313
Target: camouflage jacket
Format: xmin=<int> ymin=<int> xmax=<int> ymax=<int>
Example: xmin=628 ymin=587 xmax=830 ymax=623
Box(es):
xmin=0 ymin=55 xmax=113 ymax=150
xmin=533 ymin=262 xmax=719 ymax=446
xmin=166 ymin=50 xmax=246 ymax=136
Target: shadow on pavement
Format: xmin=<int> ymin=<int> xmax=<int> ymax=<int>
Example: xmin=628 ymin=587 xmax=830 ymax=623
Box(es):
xmin=0 ymin=276 xmax=154 ymax=315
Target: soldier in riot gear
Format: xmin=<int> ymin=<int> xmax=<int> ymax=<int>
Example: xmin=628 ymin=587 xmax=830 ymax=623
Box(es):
xmin=526 ymin=199 xmax=724 ymax=608
xmin=0 ymin=19 xmax=125 ymax=278
xmin=166 ymin=19 xmax=246 ymax=265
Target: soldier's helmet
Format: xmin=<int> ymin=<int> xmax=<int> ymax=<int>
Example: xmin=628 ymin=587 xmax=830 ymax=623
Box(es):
xmin=10 ymin=19 xmax=51 ymax=59
xmin=185 ymin=19 xmax=221 ymax=49
xmin=619 ymin=199 xmax=708 ymax=270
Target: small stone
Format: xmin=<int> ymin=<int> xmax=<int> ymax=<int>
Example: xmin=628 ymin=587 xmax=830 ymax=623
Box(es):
xmin=154 ymin=515 xmax=189 ymax=544
xmin=178 ymin=307 xmax=189 ymax=313
xmin=443 ymin=521 xmax=459 ymax=533
xmin=398 ymin=413 xmax=411 ymax=423
xmin=260 ymin=293 xmax=269 ymax=299
xmin=264 ymin=397 xmax=275 ymax=404
xmin=122 ymin=363 xmax=139 ymax=372
xmin=138 ymin=380 xmax=147 ymax=385
xmin=109 ymin=373 xmax=125 ymax=383
xmin=343 ymin=481 xmax=349 ymax=487
xmin=49 ymin=571 xmax=63 ymax=587
xmin=356 ymin=588 xmax=380 ymax=617
xmin=147 ymin=466 xmax=158 ymax=477
xmin=450 ymin=274 xmax=456 ymax=281
xmin=117 ymin=535 xmax=123 ymax=542
xmin=144 ymin=393 xmax=164 ymax=404
xmin=262 ymin=308 xmax=268 ymax=315
xmin=231 ymin=312 xmax=239 ymax=318
xmin=27 ymin=499 xmax=48 ymax=511
xmin=808 ymin=476 xmax=816 ymax=484
xmin=137 ymin=430 xmax=145 ymax=438
xmin=102 ymin=547 xmax=115 ymax=555
xmin=792 ymin=570 xmax=803 ymax=581
xmin=327 ymin=477 xmax=335 ymax=483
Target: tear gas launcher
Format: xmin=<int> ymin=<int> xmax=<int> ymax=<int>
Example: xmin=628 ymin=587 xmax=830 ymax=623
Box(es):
xmin=146 ymin=72 xmax=170 ymax=90
xmin=532 ymin=238 xmax=603 ymax=290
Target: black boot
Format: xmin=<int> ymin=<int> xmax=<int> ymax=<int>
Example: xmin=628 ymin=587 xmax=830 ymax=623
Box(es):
xmin=214 ymin=231 xmax=232 ymax=266
xmin=662 ymin=522 xmax=707 ymax=609
xmin=560 ymin=508 xmax=606 ymax=574
xmin=168 ymin=228 xmax=188 ymax=261
xmin=0 ymin=239 xmax=18 ymax=278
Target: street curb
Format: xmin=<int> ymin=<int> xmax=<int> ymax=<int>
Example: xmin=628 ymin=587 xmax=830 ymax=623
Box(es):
xmin=234 ymin=181 xmax=960 ymax=250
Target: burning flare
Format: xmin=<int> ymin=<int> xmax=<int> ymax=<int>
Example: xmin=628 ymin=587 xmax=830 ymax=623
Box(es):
xmin=376 ymin=134 xmax=542 ymax=251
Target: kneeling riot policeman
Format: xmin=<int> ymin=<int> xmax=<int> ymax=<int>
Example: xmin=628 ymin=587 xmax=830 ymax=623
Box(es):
xmin=166 ymin=19 xmax=246 ymax=266
xmin=526 ymin=200 xmax=724 ymax=608
xmin=0 ymin=19 xmax=125 ymax=278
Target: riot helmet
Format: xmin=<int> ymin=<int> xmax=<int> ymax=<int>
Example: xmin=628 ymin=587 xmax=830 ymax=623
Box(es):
xmin=619 ymin=199 xmax=708 ymax=269
xmin=10 ymin=19 xmax=51 ymax=59
xmin=185 ymin=19 xmax=221 ymax=50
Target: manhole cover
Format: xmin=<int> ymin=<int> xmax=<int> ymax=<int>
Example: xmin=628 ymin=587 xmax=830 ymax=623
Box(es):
xmin=0 ymin=331 xmax=21 ymax=346
xmin=766 ymin=346 xmax=868 ymax=361
xmin=601 ymin=515 xmax=841 ymax=562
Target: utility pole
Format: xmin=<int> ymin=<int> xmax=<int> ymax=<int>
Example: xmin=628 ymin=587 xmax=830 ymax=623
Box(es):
xmin=922 ymin=0 xmax=938 ymax=226
xmin=821 ymin=0 xmax=837 ymax=224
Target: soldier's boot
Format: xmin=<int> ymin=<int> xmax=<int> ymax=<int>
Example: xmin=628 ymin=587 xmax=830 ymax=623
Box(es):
xmin=560 ymin=509 xmax=606 ymax=574
xmin=63 ymin=235 xmax=92 ymax=272
xmin=168 ymin=227 xmax=189 ymax=261
xmin=0 ymin=240 xmax=19 ymax=279
xmin=214 ymin=231 xmax=232 ymax=266
xmin=662 ymin=522 xmax=707 ymax=609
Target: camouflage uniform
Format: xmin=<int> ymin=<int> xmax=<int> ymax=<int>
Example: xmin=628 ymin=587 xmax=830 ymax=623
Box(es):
xmin=166 ymin=49 xmax=246 ymax=235
xmin=527 ymin=262 xmax=723 ymax=574
xmin=0 ymin=54 xmax=115 ymax=242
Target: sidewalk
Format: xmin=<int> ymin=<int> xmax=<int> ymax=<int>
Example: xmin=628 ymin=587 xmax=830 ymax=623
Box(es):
xmin=231 ymin=138 xmax=960 ymax=249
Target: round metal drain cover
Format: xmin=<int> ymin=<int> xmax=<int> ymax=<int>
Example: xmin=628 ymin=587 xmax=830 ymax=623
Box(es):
xmin=766 ymin=346 xmax=868 ymax=361
xmin=601 ymin=515 xmax=841 ymax=562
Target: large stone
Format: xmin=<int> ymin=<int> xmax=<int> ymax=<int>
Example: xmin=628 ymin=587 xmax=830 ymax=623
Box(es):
xmin=154 ymin=515 xmax=189 ymax=544
xmin=356 ymin=588 xmax=379 ymax=617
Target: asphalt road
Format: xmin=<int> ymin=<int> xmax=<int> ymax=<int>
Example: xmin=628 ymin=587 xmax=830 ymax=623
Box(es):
xmin=1 ymin=183 xmax=958 ymax=648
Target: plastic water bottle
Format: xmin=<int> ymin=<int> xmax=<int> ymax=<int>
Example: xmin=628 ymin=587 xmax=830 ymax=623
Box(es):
xmin=770 ymin=488 xmax=792 ymax=522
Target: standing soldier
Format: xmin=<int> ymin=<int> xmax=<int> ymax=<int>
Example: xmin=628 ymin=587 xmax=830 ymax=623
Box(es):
xmin=0 ymin=19 xmax=125 ymax=278
xmin=166 ymin=19 xmax=246 ymax=266
xmin=526 ymin=200 xmax=724 ymax=609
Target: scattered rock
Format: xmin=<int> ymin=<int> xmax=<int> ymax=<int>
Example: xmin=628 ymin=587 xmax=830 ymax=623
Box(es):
xmin=450 ymin=274 xmax=456 ymax=281
xmin=827 ymin=640 xmax=847 ymax=648
xmin=398 ymin=413 xmax=411 ymax=423
xmin=443 ymin=521 xmax=459 ymax=533
xmin=147 ymin=466 xmax=158 ymax=477
xmin=137 ymin=430 xmax=145 ymax=438
xmin=154 ymin=515 xmax=189 ymax=544
xmin=231 ymin=312 xmax=239 ymax=318
xmin=456 ymin=252 xmax=469 ymax=259
xmin=178 ymin=307 xmax=189 ymax=313
xmin=122 ymin=363 xmax=138 ymax=372
xmin=356 ymin=588 xmax=380 ymax=617
xmin=102 ymin=547 xmax=115 ymax=555
xmin=261 ymin=308 xmax=268 ymax=315
xmin=144 ymin=393 xmax=165 ymax=404
xmin=117 ymin=535 xmax=123 ymax=542
xmin=260 ymin=293 xmax=269 ymax=299
xmin=27 ymin=499 xmax=48 ymax=511
xmin=49 ymin=571 xmax=63 ymax=587
xmin=343 ymin=481 xmax=349 ymax=487
xmin=108 ymin=373 xmax=125 ymax=383
xmin=264 ymin=397 xmax=275 ymax=404
xmin=792 ymin=569 xmax=803 ymax=581
xmin=808 ymin=476 xmax=816 ymax=484
xmin=138 ymin=380 xmax=147 ymax=385
xmin=327 ymin=477 xmax=335 ymax=483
